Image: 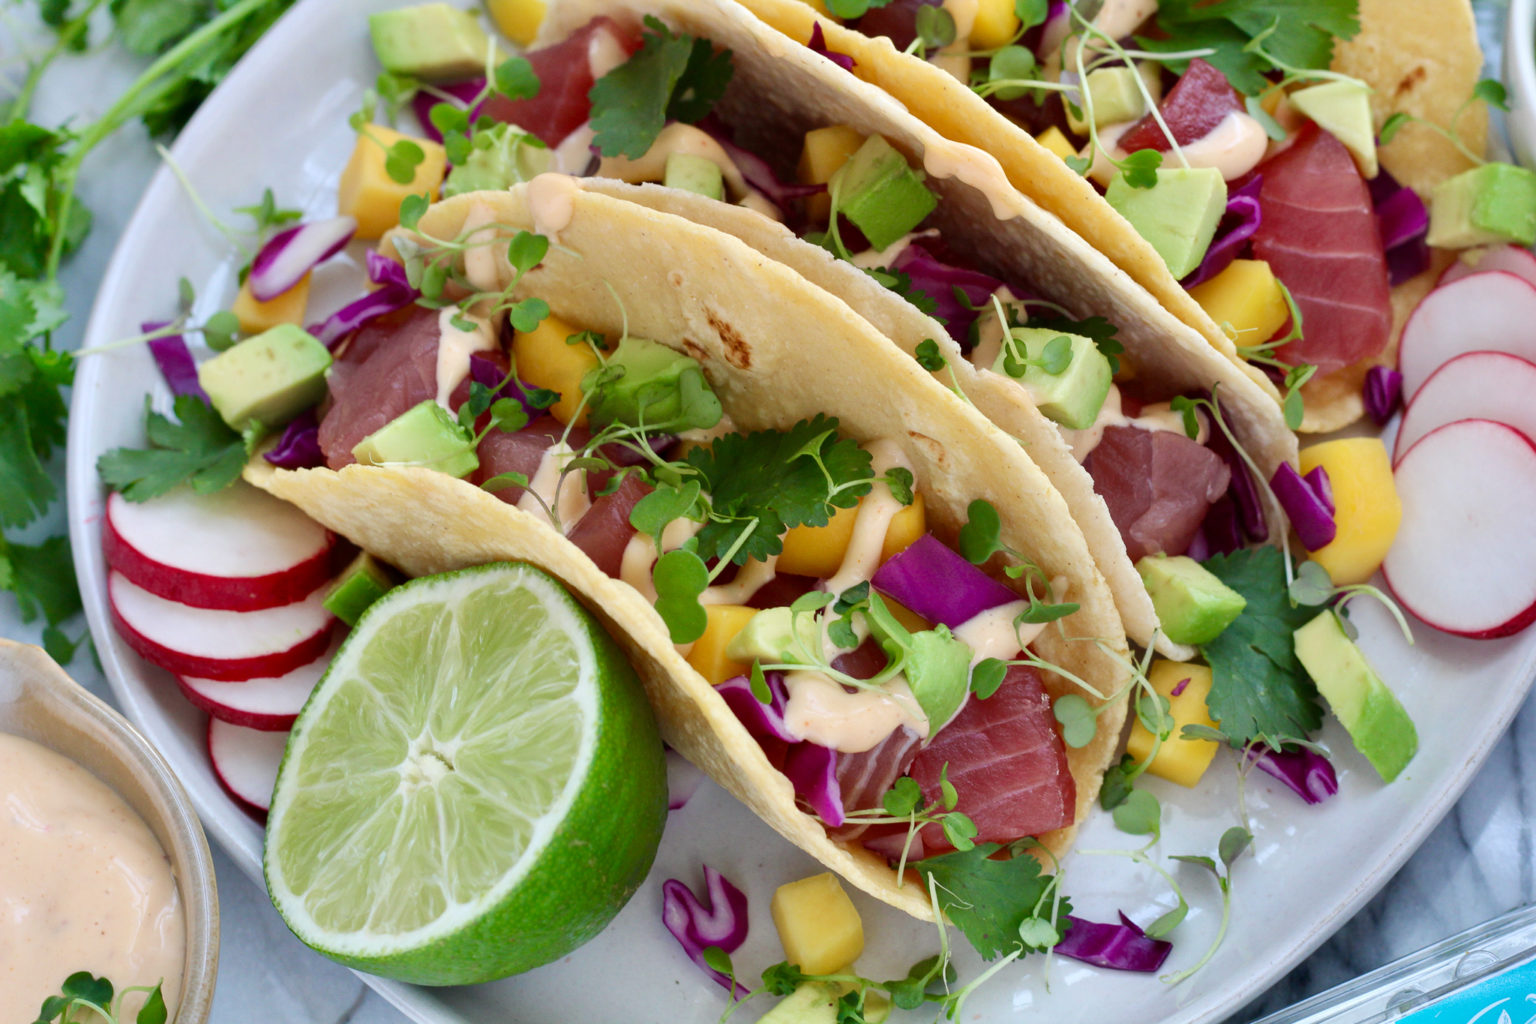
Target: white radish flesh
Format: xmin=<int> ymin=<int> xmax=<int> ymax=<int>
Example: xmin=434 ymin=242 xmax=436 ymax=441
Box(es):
xmin=1383 ymin=419 xmax=1536 ymax=638
xmin=1394 ymin=352 xmax=1536 ymax=462
xmin=109 ymin=572 xmax=334 ymax=681
xmin=105 ymin=484 xmax=337 ymax=611
xmin=1398 ymin=272 xmax=1536 ymax=401
xmin=208 ymin=719 xmax=289 ymax=815
xmin=1439 ymin=244 xmax=1536 ymax=289
xmin=178 ymin=635 xmax=340 ymax=731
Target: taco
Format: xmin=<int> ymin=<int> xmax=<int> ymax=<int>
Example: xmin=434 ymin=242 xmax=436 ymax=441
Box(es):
xmin=246 ymin=180 xmax=1132 ymax=920
xmin=393 ymin=0 xmax=1296 ymax=655
xmin=730 ymin=0 xmax=1488 ymax=431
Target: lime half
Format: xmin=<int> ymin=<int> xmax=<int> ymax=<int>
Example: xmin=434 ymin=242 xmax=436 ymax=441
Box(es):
xmin=263 ymin=562 xmax=666 ymax=985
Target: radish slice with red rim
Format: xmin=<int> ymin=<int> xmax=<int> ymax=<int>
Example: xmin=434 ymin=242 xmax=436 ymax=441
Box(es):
xmin=178 ymin=634 xmax=340 ymax=731
xmin=1383 ymin=419 xmax=1536 ymax=639
xmin=208 ymin=718 xmax=288 ymax=816
xmin=1398 ymin=271 xmax=1536 ymax=401
xmin=1393 ymin=351 xmax=1536 ymax=463
xmin=1438 ymin=244 xmax=1536 ymax=289
xmin=247 ymin=215 xmax=356 ymax=301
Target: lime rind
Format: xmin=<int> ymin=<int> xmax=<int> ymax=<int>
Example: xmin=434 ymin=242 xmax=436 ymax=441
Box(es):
xmin=265 ymin=561 xmax=651 ymax=972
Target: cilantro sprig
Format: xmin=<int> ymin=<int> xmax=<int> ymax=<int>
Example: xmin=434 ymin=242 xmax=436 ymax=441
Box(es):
xmin=1138 ymin=0 xmax=1360 ymax=97
xmin=97 ymin=395 xmax=259 ymax=501
xmin=589 ymin=16 xmax=734 ymax=158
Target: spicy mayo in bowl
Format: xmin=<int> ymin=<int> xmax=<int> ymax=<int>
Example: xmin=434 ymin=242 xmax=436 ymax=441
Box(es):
xmin=0 ymin=639 xmax=217 ymax=1021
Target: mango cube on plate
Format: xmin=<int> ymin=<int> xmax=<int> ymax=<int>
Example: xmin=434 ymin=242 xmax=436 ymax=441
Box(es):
xmin=772 ymin=872 xmax=864 ymax=975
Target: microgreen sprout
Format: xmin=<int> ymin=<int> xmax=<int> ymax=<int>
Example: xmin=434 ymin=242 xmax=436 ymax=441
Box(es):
xmin=33 ymin=971 xmax=166 ymax=1024
xmin=1287 ymin=560 xmax=1415 ymax=644
xmin=1161 ymin=826 xmax=1253 ymax=984
xmin=1378 ymin=78 xmax=1506 ymax=168
xmin=841 ymin=770 xmax=979 ymax=880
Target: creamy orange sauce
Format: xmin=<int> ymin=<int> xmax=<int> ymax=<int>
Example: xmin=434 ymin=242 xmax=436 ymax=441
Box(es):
xmin=0 ymin=733 xmax=183 ymax=1021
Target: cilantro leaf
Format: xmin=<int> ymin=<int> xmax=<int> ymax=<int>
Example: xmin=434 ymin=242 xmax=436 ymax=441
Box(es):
xmin=686 ymin=415 xmax=873 ymax=564
xmin=589 ymin=16 xmax=733 ymax=158
xmin=0 ymin=346 xmax=71 ymax=528
xmin=97 ymin=396 xmax=251 ymax=502
xmin=1147 ymin=0 xmax=1359 ymax=95
xmin=1199 ymin=546 xmax=1323 ymax=744
xmin=914 ymin=843 xmax=1066 ymax=960
xmin=0 ymin=533 xmax=80 ymax=626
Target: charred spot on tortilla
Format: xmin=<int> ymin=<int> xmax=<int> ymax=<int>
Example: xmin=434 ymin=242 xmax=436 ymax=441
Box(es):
xmin=906 ymin=430 xmax=946 ymax=469
xmin=705 ymin=308 xmax=753 ymax=369
xmin=681 ymin=338 xmax=709 ymax=363
xmin=1394 ymin=66 xmax=1428 ymax=99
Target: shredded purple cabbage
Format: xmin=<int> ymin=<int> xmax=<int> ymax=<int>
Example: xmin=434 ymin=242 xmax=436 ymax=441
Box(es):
xmin=1303 ymin=465 xmax=1335 ymax=517
xmin=263 ymin=410 xmax=324 ymax=469
xmin=248 ymin=216 xmax=356 ymax=301
xmin=1369 ymin=168 xmax=1431 ymax=286
xmin=1248 ymin=745 xmax=1339 ymax=804
xmin=661 ymin=866 xmax=751 ymax=992
xmin=872 ymin=533 xmax=1020 ymax=628
xmin=1270 ymin=462 xmax=1337 ymax=551
xmin=312 ymin=283 xmax=418 ymax=350
xmin=891 ymin=242 xmax=1005 ymax=342
xmin=1055 ymin=913 xmax=1172 ymax=972
xmin=784 ymin=742 xmax=844 ymax=827
xmin=666 ymin=748 xmax=706 ymax=811
xmin=411 ymin=79 xmax=486 ymax=143
xmin=1363 ymin=365 xmax=1404 ymax=425
xmin=807 ymin=22 xmax=855 ymax=71
xmin=1182 ymin=176 xmax=1263 ymax=288
xmin=1205 ymin=424 xmax=1268 ymax=543
xmin=716 ymin=672 xmax=796 ymax=743
xmin=1191 ymin=496 xmax=1244 ymax=559
xmin=143 ymin=321 xmax=207 ymax=401
xmin=366 ymin=250 xmax=411 ymax=291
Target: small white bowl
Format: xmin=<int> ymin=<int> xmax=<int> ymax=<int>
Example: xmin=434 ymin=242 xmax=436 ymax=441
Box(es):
xmin=1505 ymin=0 xmax=1536 ymax=168
xmin=0 ymin=639 xmax=218 ymax=1022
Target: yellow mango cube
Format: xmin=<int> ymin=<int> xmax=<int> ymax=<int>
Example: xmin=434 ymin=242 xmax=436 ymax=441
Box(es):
xmin=485 ymin=0 xmax=544 ymax=46
xmin=799 ymin=125 xmax=864 ymax=222
xmin=1187 ymin=259 xmax=1290 ymax=348
xmin=688 ymin=605 xmax=759 ymax=684
xmin=881 ymin=490 xmax=925 ymax=562
xmin=772 ymin=873 xmax=864 ymax=975
xmin=338 ymin=124 xmax=447 ymax=239
xmin=883 ymin=596 xmax=931 ymax=634
xmin=1035 ymin=126 xmax=1078 ymax=162
xmin=969 ymin=0 xmax=1020 ymax=48
xmin=1126 ymin=661 xmax=1220 ymax=787
xmin=231 ymin=272 xmax=311 ymax=334
xmin=778 ymin=490 xmax=926 ymax=578
xmin=511 ymin=313 xmax=600 ymax=425
xmin=1299 ymin=439 xmax=1402 ymax=585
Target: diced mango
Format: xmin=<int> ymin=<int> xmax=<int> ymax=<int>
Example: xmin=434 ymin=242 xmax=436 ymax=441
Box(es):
xmin=1126 ymin=661 xmax=1220 ymax=786
xmin=883 ymin=596 xmax=931 ymax=634
xmin=1298 ymin=438 xmax=1402 ymax=585
xmin=231 ymin=272 xmax=311 ymax=334
xmin=1035 ymin=126 xmax=1078 ymax=162
xmin=511 ymin=312 xmax=599 ymax=425
xmin=799 ymin=124 xmax=864 ymax=222
xmin=1187 ymin=259 xmax=1290 ymax=348
xmin=485 ymin=0 xmax=545 ymax=46
xmin=338 ymin=124 xmax=447 ymax=239
xmin=687 ymin=604 xmax=759 ymax=684
xmin=969 ymin=0 xmax=1020 ymax=49
xmin=778 ymin=490 xmax=926 ymax=578
xmin=772 ymin=873 xmax=864 ymax=975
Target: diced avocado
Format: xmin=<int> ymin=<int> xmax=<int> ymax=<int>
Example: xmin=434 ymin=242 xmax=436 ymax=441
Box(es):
xmin=351 ymin=399 xmax=479 ymax=478
xmin=664 ymin=152 xmax=726 ymax=201
xmin=442 ymin=124 xmax=551 ymax=198
xmin=724 ymin=606 xmax=819 ymax=664
xmin=1065 ymin=67 xmax=1150 ymax=135
xmin=198 ymin=323 xmax=331 ymax=434
xmin=1293 ymin=610 xmax=1418 ymax=782
xmin=829 ymin=135 xmax=938 ymax=251
xmin=367 ymin=3 xmax=494 ymax=81
xmin=990 ymin=327 xmax=1112 ymax=430
xmin=1106 ymin=167 xmax=1228 ymax=280
xmin=1137 ymin=554 xmax=1247 ymax=645
xmin=323 ymin=551 xmax=395 ymax=626
xmin=1288 ymin=80 xmax=1378 ymax=179
xmin=582 ymin=336 xmax=723 ymax=433
xmin=1427 ymin=162 xmax=1536 ymax=249
xmin=757 ymin=982 xmax=842 ymax=1024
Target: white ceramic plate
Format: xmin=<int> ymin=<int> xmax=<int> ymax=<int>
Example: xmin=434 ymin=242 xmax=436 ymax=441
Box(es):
xmin=65 ymin=1 xmax=1536 ymax=1021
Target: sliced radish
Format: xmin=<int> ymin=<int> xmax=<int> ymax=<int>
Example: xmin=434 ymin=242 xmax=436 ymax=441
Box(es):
xmin=104 ymin=483 xmax=339 ymax=611
xmin=1398 ymin=272 xmax=1536 ymax=401
xmin=209 ymin=719 xmax=289 ymax=816
xmin=109 ymin=571 xmax=335 ymax=681
xmin=1439 ymin=244 xmax=1536 ymax=289
xmin=1383 ymin=419 xmax=1536 ymax=638
xmin=1394 ymin=352 xmax=1536 ymax=462
xmin=177 ymin=634 xmax=340 ymax=731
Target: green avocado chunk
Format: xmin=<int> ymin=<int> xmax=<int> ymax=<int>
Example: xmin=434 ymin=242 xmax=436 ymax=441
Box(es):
xmin=582 ymin=336 xmax=723 ymax=432
xmin=1065 ymin=66 xmax=1150 ymax=134
xmin=990 ymin=326 xmax=1112 ymax=430
xmin=368 ymin=3 xmax=494 ymax=81
xmin=322 ymin=551 xmax=396 ymax=627
xmin=1137 ymin=554 xmax=1247 ymax=645
xmin=1293 ymin=610 xmax=1418 ymax=782
xmin=1106 ymin=167 xmax=1227 ymax=280
xmin=1427 ymin=162 xmax=1536 ymax=249
xmin=198 ymin=323 xmax=331 ymax=435
xmin=1288 ymin=80 xmax=1378 ymax=178
xmin=664 ymin=152 xmax=726 ymax=201
xmin=829 ymin=134 xmax=938 ymax=251
xmin=724 ymin=607 xmax=818 ymax=664
xmin=442 ymin=124 xmax=552 ymax=198
xmin=351 ymin=399 xmax=479 ymax=478
xmin=758 ymin=983 xmax=847 ymax=1024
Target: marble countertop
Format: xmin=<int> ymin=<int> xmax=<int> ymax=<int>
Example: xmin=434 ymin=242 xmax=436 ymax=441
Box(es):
xmin=3 ymin=3 xmax=1529 ymax=1022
